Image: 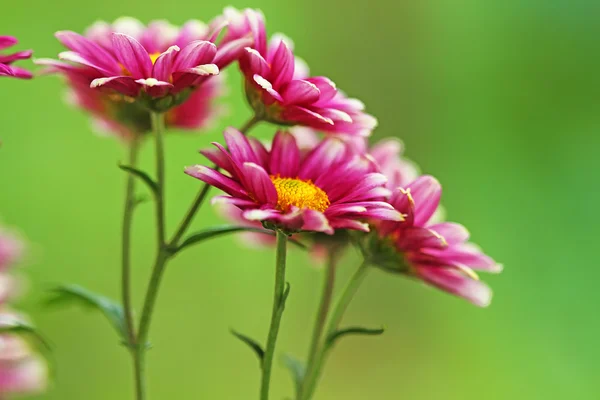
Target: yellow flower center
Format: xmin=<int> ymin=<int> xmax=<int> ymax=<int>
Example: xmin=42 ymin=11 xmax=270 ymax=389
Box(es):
xmin=120 ymin=52 xmax=162 ymax=76
xmin=149 ymin=52 xmax=161 ymax=64
xmin=270 ymin=175 xmax=330 ymax=212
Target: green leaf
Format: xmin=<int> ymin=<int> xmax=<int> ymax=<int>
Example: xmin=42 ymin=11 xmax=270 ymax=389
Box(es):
xmin=46 ymin=284 xmax=128 ymax=342
xmin=326 ymin=326 xmax=385 ymax=349
xmin=230 ymin=329 xmax=264 ymax=363
xmin=119 ymin=164 xmax=158 ymax=196
xmin=283 ymin=353 xmax=305 ymax=396
xmin=0 ymin=320 xmax=52 ymax=353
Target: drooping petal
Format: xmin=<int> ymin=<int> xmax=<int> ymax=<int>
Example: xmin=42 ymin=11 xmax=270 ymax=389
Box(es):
xmin=111 ymin=33 xmax=153 ymax=78
xmin=184 ymin=165 xmax=250 ymax=199
xmin=429 ymin=223 xmax=470 ymax=246
xmin=282 ymin=106 xmax=334 ymax=127
xmin=415 ymin=266 xmax=493 ymax=307
xmin=135 ymin=78 xmax=173 ymax=98
xmin=0 ymin=50 xmax=33 ymax=64
xmin=55 ymin=31 xmax=120 ymax=74
xmin=302 ymin=210 xmax=333 ymax=234
xmin=306 ymin=76 xmax=337 ymax=103
xmin=0 ymin=36 xmax=18 ymax=51
xmin=90 ymin=76 xmax=140 ymax=97
xmin=395 ymin=227 xmax=448 ymax=250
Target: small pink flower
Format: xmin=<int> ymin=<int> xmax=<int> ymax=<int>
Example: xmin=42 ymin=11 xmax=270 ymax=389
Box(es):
xmin=36 ymin=17 xmax=249 ymax=140
xmin=185 ymin=129 xmax=402 ymax=234
xmin=221 ymin=7 xmax=377 ymax=136
xmin=373 ymin=176 xmax=501 ymax=307
xmin=0 ymin=36 xmax=32 ymax=80
xmin=0 ymin=312 xmax=47 ymax=395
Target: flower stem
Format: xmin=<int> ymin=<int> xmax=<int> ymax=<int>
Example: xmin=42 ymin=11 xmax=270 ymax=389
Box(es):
xmin=169 ymin=115 xmax=261 ymax=247
xmin=299 ymin=251 xmax=337 ymax=398
xmin=132 ymin=112 xmax=168 ymax=400
xmin=300 ymin=261 xmax=370 ymax=400
xmin=260 ymin=230 xmax=290 ymax=400
xmin=121 ymin=139 xmax=141 ymax=398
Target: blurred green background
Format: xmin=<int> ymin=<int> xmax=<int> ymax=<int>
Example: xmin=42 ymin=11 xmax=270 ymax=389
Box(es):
xmin=1 ymin=0 xmax=599 ymax=399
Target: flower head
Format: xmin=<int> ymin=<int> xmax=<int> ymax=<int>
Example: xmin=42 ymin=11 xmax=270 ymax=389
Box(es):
xmin=369 ymin=176 xmax=501 ymax=307
xmin=221 ymin=7 xmax=377 ymax=136
xmin=186 ymin=129 xmax=402 ymax=234
xmin=36 ymin=17 xmax=250 ymax=140
xmin=0 ymin=36 xmax=33 ymax=79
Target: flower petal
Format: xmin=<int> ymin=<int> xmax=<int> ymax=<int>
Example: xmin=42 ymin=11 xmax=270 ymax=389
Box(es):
xmin=415 ymin=266 xmax=492 ymax=307
xmin=213 ymin=36 xmax=254 ymax=68
xmin=281 ymin=79 xmax=321 ymax=105
xmin=173 ymin=40 xmax=217 ymax=71
xmin=407 ymin=175 xmax=442 ymax=226
xmin=306 ymin=76 xmax=338 ymax=103
xmin=242 ymin=162 xmax=277 ymax=205
xmin=152 ymin=45 xmax=180 ymax=82
xmin=0 ymin=36 xmax=18 ymax=51
xmin=184 ymin=165 xmax=250 ymax=199
xmin=239 ymin=47 xmax=269 ymax=78
xmin=269 ymin=131 xmax=300 ymax=177
xmin=90 ymin=76 xmax=140 ymax=97
xmin=55 ymin=31 xmax=120 ymax=74
xmin=302 ymin=209 xmax=333 ymax=234
xmin=269 ymin=39 xmax=295 ymax=89
xmin=429 ymin=223 xmax=470 ymax=246
xmin=112 ymin=33 xmax=152 ymax=78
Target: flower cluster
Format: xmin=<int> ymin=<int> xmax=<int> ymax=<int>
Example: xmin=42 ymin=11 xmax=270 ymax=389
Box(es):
xmin=0 ymin=226 xmax=47 ymax=395
xmin=0 ymin=36 xmax=32 ymax=79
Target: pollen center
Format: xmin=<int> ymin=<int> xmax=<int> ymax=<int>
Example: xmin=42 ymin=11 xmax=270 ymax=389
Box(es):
xmin=149 ymin=52 xmax=161 ymax=64
xmin=270 ymin=176 xmax=330 ymax=212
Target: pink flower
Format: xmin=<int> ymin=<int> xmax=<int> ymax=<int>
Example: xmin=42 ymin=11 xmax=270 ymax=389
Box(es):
xmin=373 ymin=176 xmax=502 ymax=307
xmin=0 ymin=312 xmax=47 ymax=395
xmin=0 ymin=36 xmax=33 ymax=79
xmin=185 ymin=129 xmax=403 ymax=234
xmin=36 ymin=17 xmax=248 ymax=140
xmin=369 ymin=138 xmax=420 ymax=190
xmin=221 ymin=7 xmax=377 ymax=136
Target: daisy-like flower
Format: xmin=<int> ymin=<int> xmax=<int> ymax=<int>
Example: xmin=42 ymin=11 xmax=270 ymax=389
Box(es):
xmin=0 ymin=36 xmax=32 ymax=79
xmin=185 ymin=128 xmax=403 ymax=234
xmin=220 ymin=7 xmax=377 ymax=136
xmin=369 ymin=176 xmax=501 ymax=307
xmin=36 ymin=17 xmax=250 ymax=139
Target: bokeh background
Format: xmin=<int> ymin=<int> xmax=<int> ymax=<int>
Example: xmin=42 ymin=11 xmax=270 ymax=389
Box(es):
xmin=1 ymin=0 xmax=599 ymax=399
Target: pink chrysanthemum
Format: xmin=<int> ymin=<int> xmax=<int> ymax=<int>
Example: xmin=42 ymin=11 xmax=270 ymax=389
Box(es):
xmin=220 ymin=7 xmax=377 ymax=136
xmin=0 ymin=36 xmax=32 ymax=79
xmin=0 ymin=312 xmax=47 ymax=395
xmin=185 ymin=129 xmax=402 ymax=234
xmin=36 ymin=17 xmax=249 ymax=139
xmin=372 ymin=176 xmax=502 ymax=307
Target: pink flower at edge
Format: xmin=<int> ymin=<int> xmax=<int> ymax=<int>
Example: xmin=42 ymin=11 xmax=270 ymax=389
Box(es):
xmin=0 ymin=36 xmax=33 ymax=79
xmin=0 ymin=227 xmax=47 ymax=395
xmin=35 ymin=17 xmax=250 ymax=140
xmin=374 ymin=176 xmax=502 ymax=307
xmin=185 ymin=129 xmax=403 ymax=235
xmin=220 ymin=7 xmax=378 ymax=136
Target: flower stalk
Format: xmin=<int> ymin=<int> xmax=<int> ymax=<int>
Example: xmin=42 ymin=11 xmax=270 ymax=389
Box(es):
xmin=300 ymin=261 xmax=370 ymax=400
xmin=260 ymin=229 xmax=290 ymax=400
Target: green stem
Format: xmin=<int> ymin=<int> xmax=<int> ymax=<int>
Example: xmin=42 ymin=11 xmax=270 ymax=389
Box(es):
xmin=260 ymin=230 xmax=289 ymax=400
xmin=132 ymin=112 xmax=168 ymax=400
xmin=169 ymin=115 xmax=261 ymax=247
xmin=121 ymin=139 xmax=141 ymax=399
xmin=299 ymin=251 xmax=337 ymax=398
xmin=301 ymin=261 xmax=370 ymax=400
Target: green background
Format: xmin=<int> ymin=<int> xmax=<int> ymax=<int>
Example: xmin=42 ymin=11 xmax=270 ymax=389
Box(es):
xmin=1 ymin=0 xmax=598 ymax=399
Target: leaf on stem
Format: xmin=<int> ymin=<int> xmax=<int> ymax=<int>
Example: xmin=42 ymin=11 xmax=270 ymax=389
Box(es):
xmin=45 ymin=284 xmax=128 ymax=343
xmin=118 ymin=164 xmax=158 ymax=196
xmin=282 ymin=353 xmax=305 ymax=396
xmin=325 ymin=326 xmax=385 ymax=350
xmin=230 ymin=329 xmax=264 ymax=363
xmin=176 ymin=226 xmax=307 ymax=254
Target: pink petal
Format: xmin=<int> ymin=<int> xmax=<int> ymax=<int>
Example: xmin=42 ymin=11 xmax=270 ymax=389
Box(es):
xmin=111 ymin=33 xmax=152 ymax=79
xmin=135 ymin=78 xmax=173 ymax=98
xmin=298 ymin=137 xmax=348 ymax=180
xmin=269 ymin=39 xmax=295 ymax=89
xmin=175 ymin=20 xmax=209 ymax=47
xmin=269 ymin=131 xmax=300 ymax=177
xmin=329 ymin=218 xmax=370 ymax=232
xmin=281 ymin=79 xmax=321 ymax=105
xmin=55 ymin=31 xmax=120 ymax=74
xmin=0 ymin=36 xmax=18 ymax=51
xmin=415 ymin=266 xmax=493 ymax=307
xmin=0 ymin=63 xmax=13 ymax=76
xmin=429 ymin=223 xmax=470 ymax=246
xmin=306 ymin=76 xmax=338 ymax=103
xmin=407 ymin=176 xmax=442 ymax=226
xmin=213 ymin=37 xmax=254 ymax=68
xmin=239 ymin=47 xmax=269 ymax=78
xmin=302 ymin=209 xmax=333 ymax=234
xmin=282 ymin=106 xmax=333 ymax=127
xmin=200 ymin=147 xmax=234 ymax=171
xmin=223 ymin=127 xmax=261 ymax=166
xmin=242 ymin=162 xmax=278 ymax=205
xmin=0 ymin=50 xmax=33 ymax=64
xmin=252 ymin=74 xmax=283 ymax=103
xmin=90 ymin=76 xmax=140 ymax=97
xmin=395 ymin=227 xmax=448 ymax=250
xmin=173 ymin=40 xmax=217 ymax=71
xmin=152 ymin=45 xmax=180 ymax=82
xmin=184 ymin=165 xmax=250 ymax=199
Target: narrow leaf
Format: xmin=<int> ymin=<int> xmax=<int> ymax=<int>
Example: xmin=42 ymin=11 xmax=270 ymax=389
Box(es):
xmin=283 ymin=353 xmax=305 ymax=396
xmin=230 ymin=329 xmax=264 ymax=363
xmin=46 ymin=284 xmax=127 ymax=342
xmin=119 ymin=164 xmax=158 ymax=196
xmin=326 ymin=326 xmax=385 ymax=349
